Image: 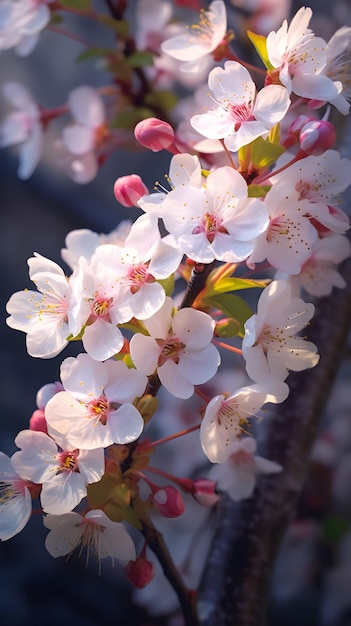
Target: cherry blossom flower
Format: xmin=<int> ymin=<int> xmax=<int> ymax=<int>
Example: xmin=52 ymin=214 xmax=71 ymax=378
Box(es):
xmin=0 ymin=451 xmax=32 ymax=541
xmin=141 ymin=161 xmax=269 ymax=263
xmin=247 ymin=182 xmax=319 ymax=274
xmin=210 ymin=437 xmax=282 ymax=501
xmin=191 ymin=61 xmax=290 ymax=152
xmin=61 ymin=221 xmax=132 ymax=271
xmin=12 ymin=430 xmax=105 ymax=515
xmin=68 ymin=252 xmax=133 ymax=361
xmin=43 ymin=509 xmax=136 ymax=567
xmin=323 ymin=26 xmax=351 ymax=115
xmin=271 ymin=151 xmax=351 ymax=234
xmin=277 ymin=235 xmax=351 ymax=297
xmin=130 ymin=297 xmax=220 ymax=399
xmin=161 ymin=0 xmax=227 ymax=73
xmin=265 ymin=6 xmax=342 ymax=103
xmin=0 ymin=0 xmax=52 ymax=56
xmin=242 ymin=280 xmax=319 ymax=382
xmin=135 ymin=0 xmax=173 ymax=51
xmin=230 ymin=0 xmax=292 ymax=37
xmin=6 ymin=253 xmax=73 ymax=359
xmin=0 ymin=82 xmax=42 ymax=179
xmin=59 ymin=86 xmax=108 ymax=183
xmin=90 ymin=214 xmax=182 ymax=321
xmin=44 ymin=353 xmax=147 ymax=450
xmin=200 ymin=382 xmax=289 ymax=463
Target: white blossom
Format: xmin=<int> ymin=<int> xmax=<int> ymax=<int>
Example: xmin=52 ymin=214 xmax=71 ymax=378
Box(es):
xmin=191 ymin=61 xmax=290 ymax=152
xmin=210 ymin=437 xmax=282 ymax=501
xmin=45 ymin=354 xmax=147 ymax=450
xmin=0 ymin=452 xmax=32 ymax=541
xmin=0 ymin=82 xmax=42 ymax=179
xmin=200 ymin=382 xmax=289 ymax=463
xmin=130 ymin=297 xmax=220 ymax=399
xmin=44 ymin=509 xmax=136 ymax=567
xmin=12 ymin=430 xmax=105 ymax=515
xmin=242 ymin=280 xmax=319 ymax=382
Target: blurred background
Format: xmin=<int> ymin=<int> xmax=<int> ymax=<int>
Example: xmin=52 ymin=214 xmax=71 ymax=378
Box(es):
xmin=1 ymin=1 xmax=351 ymax=624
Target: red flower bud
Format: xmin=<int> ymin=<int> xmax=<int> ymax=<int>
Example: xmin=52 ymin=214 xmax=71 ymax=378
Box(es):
xmin=152 ymin=486 xmax=185 ymax=518
xmin=113 ymin=174 xmax=148 ymax=207
xmin=299 ymin=120 xmax=336 ymax=156
xmin=125 ymin=549 xmax=155 ymax=588
xmin=29 ymin=409 xmax=48 ymax=434
xmin=192 ymin=479 xmax=220 ymax=507
xmin=134 ymin=118 xmax=177 ymax=153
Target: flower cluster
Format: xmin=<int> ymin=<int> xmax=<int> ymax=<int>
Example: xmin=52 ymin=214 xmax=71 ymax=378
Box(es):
xmin=1 ymin=0 xmax=351 ymax=612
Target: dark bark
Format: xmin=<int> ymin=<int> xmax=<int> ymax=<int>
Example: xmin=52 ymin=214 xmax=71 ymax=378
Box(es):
xmin=197 ymin=114 xmax=351 ymax=626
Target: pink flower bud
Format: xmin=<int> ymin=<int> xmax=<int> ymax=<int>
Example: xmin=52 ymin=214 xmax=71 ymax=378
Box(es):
xmin=300 ymin=120 xmax=336 ymax=156
xmin=29 ymin=409 xmax=48 ymax=434
xmin=152 ymin=486 xmax=185 ymax=518
xmin=125 ymin=550 xmax=155 ymax=588
xmin=134 ymin=118 xmax=176 ymax=153
xmin=113 ymin=174 xmax=148 ymax=207
xmin=283 ymin=115 xmax=315 ymax=149
xmin=192 ymin=479 xmax=220 ymax=507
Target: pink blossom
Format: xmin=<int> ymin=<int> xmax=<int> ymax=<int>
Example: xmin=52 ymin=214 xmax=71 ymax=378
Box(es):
xmin=130 ymin=297 xmax=220 ymax=399
xmin=45 ymin=353 xmax=147 ymax=450
xmin=0 ymin=82 xmax=42 ymax=179
xmin=210 ymin=437 xmax=282 ymax=501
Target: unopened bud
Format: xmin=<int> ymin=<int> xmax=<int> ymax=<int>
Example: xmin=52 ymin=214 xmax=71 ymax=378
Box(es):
xmin=29 ymin=409 xmax=48 ymax=434
xmin=152 ymin=486 xmax=185 ymax=518
xmin=36 ymin=382 xmax=63 ymax=410
xmin=125 ymin=549 xmax=155 ymax=588
xmin=283 ymin=115 xmax=315 ymax=149
xmin=192 ymin=479 xmax=220 ymax=506
xmin=134 ymin=118 xmax=176 ymax=153
xmin=114 ymin=174 xmax=148 ymax=207
xmin=300 ymin=120 xmax=336 ymax=156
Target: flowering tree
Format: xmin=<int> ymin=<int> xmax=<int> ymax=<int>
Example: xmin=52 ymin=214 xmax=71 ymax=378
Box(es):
xmin=1 ymin=1 xmax=351 ymax=624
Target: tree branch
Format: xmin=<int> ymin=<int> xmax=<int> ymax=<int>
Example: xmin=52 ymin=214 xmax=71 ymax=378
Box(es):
xmin=197 ymin=247 xmax=351 ymax=625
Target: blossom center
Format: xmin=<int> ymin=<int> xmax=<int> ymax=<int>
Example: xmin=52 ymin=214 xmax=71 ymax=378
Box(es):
xmin=87 ymin=394 xmax=110 ymax=425
xmin=94 ymin=123 xmax=110 ymax=148
xmin=187 ymin=8 xmax=215 ymax=47
xmin=157 ymin=336 xmax=186 ymax=366
xmin=229 ymin=101 xmax=254 ymax=130
xmin=90 ymin=294 xmax=113 ymax=320
xmin=256 ymin=322 xmax=289 ymax=353
xmin=266 ymin=216 xmax=291 ymax=242
xmin=57 ymin=450 xmax=79 ymax=472
xmin=126 ymin=263 xmax=154 ymax=293
xmin=193 ymin=212 xmax=228 ymax=242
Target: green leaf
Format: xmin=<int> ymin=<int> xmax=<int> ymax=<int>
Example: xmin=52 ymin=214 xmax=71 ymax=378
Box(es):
xmin=111 ymin=107 xmax=155 ymax=130
xmin=215 ymin=318 xmax=241 ymax=338
xmin=49 ymin=13 xmax=63 ymax=24
xmin=144 ymin=90 xmax=178 ymax=113
xmin=203 ymin=294 xmax=253 ymax=336
xmin=157 ymin=274 xmax=175 ymax=297
xmin=76 ymin=47 xmax=116 ymax=62
xmin=248 ymin=184 xmax=271 ymax=198
xmin=59 ymin=0 xmax=91 ymax=9
xmin=96 ymin=15 xmax=129 ymax=37
xmin=247 ymin=30 xmax=273 ymax=70
xmin=127 ymin=51 xmax=154 ymax=68
xmin=250 ymin=135 xmax=285 ymax=169
xmin=205 ymin=277 xmax=266 ymax=297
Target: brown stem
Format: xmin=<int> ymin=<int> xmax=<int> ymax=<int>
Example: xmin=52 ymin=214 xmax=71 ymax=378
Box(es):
xmin=141 ymin=512 xmax=200 ymax=626
xmin=179 ymin=261 xmax=216 ymax=309
xmin=197 ymin=251 xmax=351 ymax=625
